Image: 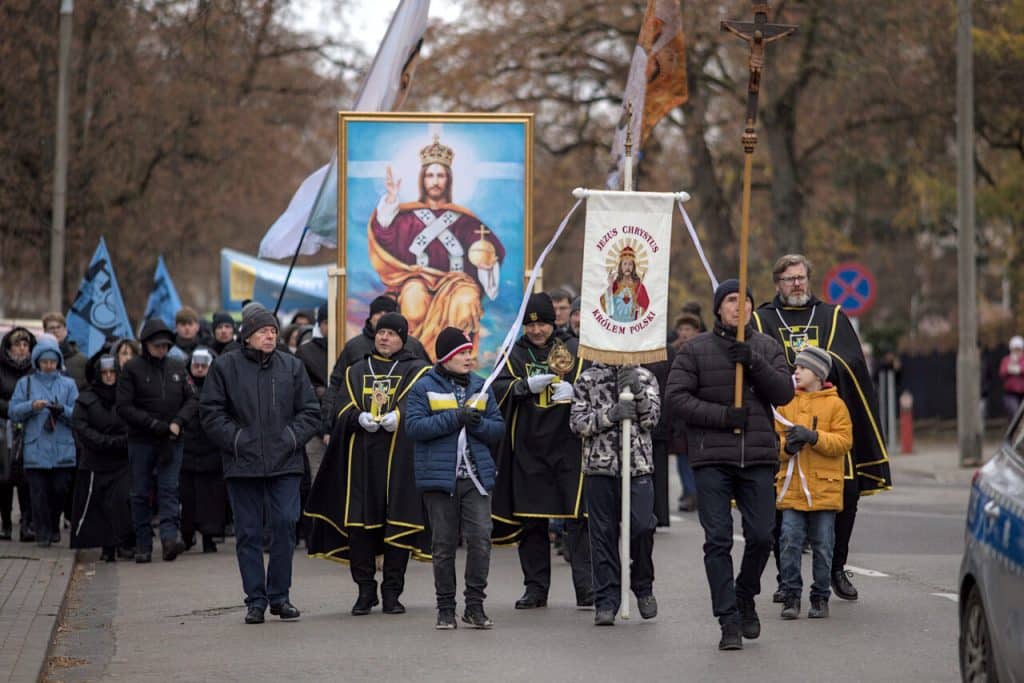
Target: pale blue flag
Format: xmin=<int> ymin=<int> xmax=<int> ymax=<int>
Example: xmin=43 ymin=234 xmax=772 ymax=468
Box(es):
xmin=143 ymin=255 xmax=183 ymax=328
xmin=65 ymin=237 xmax=134 ymax=356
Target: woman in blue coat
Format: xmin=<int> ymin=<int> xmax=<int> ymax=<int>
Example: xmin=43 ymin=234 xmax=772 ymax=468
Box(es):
xmin=9 ymin=338 xmax=78 ymax=547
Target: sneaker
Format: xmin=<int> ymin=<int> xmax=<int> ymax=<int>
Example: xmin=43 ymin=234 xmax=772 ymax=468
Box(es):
xmin=462 ymin=604 xmax=493 ymax=629
xmin=831 ymin=569 xmax=858 ymax=601
xmin=808 ymin=597 xmax=829 ymax=619
xmin=435 ymin=608 xmax=457 ymax=630
xmin=780 ymin=595 xmax=801 ymax=620
xmin=772 ymin=588 xmax=786 ymax=604
xmin=637 ymin=595 xmax=658 ymax=620
xmin=594 ymin=609 xmax=615 ymax=626
xmin=738 ymin=597 xmax=760 ymax=639
xmin=718 ymin=622 xmax=743 ymax=651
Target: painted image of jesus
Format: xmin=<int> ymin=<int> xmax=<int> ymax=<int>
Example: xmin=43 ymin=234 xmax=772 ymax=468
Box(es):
xmin=367 ymin=134 xmax=506 ymax=356
xmin=601 ymin=245 xmax=650 ymax=323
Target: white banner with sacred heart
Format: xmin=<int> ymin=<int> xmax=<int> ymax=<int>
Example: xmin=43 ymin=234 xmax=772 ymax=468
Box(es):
xmin=578 ymin=190 xmax=674 ymax=365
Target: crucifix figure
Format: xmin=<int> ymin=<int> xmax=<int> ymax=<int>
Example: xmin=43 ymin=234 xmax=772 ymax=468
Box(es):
xmin=720 ymin=3 xmax=798 ymax=415
xmin=721 ymin=3 xmax=798 ymax=153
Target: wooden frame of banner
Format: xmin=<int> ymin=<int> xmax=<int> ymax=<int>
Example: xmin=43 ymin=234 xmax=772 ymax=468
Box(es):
xmin=335 ymin=111 xmax=534 ymax=362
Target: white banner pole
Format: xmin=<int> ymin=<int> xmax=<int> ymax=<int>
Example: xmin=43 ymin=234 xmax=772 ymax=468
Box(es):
xmin=620 ymin=387 xmax=633 ymax=620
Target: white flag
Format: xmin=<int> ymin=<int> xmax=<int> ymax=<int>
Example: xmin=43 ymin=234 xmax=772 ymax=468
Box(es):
xmin=578 ymin=190 xmax=674 ymax=365
xmin=259 ymin=0 xmax=431 ymax=259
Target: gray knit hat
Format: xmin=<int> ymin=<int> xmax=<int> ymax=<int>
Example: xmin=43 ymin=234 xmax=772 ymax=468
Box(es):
xmin=794 ymin=346 xmax=832 ymax=380
xmin=239 ymin=303 xmax=279 ymax=341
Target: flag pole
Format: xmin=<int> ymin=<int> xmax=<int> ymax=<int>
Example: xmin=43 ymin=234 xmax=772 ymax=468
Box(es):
xmin=618 ymin=104 xmax=635 ymax=621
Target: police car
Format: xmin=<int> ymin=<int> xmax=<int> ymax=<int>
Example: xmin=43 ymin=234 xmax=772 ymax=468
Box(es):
xmin=959 ymin=404 xmax=1024 ymax=682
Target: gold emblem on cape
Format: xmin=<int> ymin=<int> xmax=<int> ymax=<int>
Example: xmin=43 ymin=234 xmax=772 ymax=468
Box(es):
xmin=547 ymin=339 xmax=576 ymax=404
xmin=370 ymin=379 xmax=392 ymax=421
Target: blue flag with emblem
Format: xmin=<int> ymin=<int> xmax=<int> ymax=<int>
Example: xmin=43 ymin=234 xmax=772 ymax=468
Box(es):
xmin=65 ymin=237 xmax=134 ymax=357
xmin=143 ymin=255 xmax=182 ymax=328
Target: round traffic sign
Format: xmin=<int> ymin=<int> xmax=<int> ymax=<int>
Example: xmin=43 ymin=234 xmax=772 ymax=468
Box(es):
xmin=823 ymin=262 xmax=876 ymax=317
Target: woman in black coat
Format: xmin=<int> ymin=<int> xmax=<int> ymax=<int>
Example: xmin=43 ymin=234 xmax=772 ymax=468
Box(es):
xmin=180 ymin=348 xmax=226 ymax=553
xmin=70 ymin=351 xmax=134 ymax=560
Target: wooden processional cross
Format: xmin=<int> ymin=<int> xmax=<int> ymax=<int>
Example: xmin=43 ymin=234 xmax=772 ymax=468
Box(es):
xmin=720 ymin=3 xmax=798 ymax=413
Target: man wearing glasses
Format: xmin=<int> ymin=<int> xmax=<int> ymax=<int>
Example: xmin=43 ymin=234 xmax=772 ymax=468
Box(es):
xmin=753 ymin=255 xmax=892 ymax=605
xmin=41 ymin=313 xmax=87 ymax=389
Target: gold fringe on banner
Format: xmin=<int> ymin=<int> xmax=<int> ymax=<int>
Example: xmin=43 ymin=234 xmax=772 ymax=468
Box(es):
xmin=577 ymin=344 xmax=667 ymax=366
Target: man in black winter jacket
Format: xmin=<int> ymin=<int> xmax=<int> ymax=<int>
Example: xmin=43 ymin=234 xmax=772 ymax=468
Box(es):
xmin=116 ymin=319 xmax=197 ymax=563
xmin=665 ymin=279 xmax=793 ymax=651
xmin=200 ymin=304 xmax=320 ymax=625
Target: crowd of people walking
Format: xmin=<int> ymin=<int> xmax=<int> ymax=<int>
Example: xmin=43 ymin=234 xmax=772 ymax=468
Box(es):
xmin=0 ymin=252 xmax=901 ymax=649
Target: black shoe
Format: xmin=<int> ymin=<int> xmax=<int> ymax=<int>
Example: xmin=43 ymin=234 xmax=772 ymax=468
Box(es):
xmin=20 ymin=524 xmax=35 ymax=543
xmin=637 ymin=595 xmax=658 ymax=620
xmin=678 ymin=494 xmax=697 ymax=512
xmin=51 ymin=530 xmax=60 ymax=544
xmin=117 ymin=547 xmax=135 ymax=560
xmin=781 ymin=595 xmax=801 ymax=620
xmin=435 ymin=608 xmax=457 ymax=630
xmin=382 ymin=596 xmax=406 ymax=614
xmin=808 ymin=597 xmax=829 ymax=619
xmin=576 ymin=593 xmax=595 ymax=610
xmin=351 ymin=593 xmax=379 ymax=616
xmin=162 ymin=539 xmax=186 ymax=562
xmin=0 ymin=525 xmax=11 ymax=540
xmin=245 ymin=606 xmax=265 ymax=624
xmin=462 ymin=604 xmax=493 ymax=629
xmin=270 ymin=601 xmax=301 ymax=620
xmin=37 ymin=539 xmax=51 ymax=548
xmin=594 ymin=609 xmax=615 ymax=626
xmin=738 ymin=597 xmax=760 ymax=638
xmin=831 ymin=569 xmax=858 ymax=601
xmin=719 ymin=622 xmax=743 ymax=650
xmin=100 ymin=547 xmax=117 ymax=562
xmin=135 ymin=552 xmax=152 ymax=564
xmin=202 ymin=536 xmax=217 ymax=553
xmin=514 ymin=593 xmax=547 ymax=609
xmin=772 ymin=588 xmax=786 ymax=603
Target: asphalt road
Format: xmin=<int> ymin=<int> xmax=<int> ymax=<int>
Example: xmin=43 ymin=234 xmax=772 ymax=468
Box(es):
xmin=46 ymin=454 xmax=969 ymax=682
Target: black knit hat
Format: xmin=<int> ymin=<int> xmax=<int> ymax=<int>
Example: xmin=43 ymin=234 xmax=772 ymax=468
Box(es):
xmin=523 ymin=292 xmax=556 ymax=325
xmin=375 ymin=312 xmax=408 ymax=345
xmin=369 ymin=295 xmax=398 ymax=318
xmin=713 ymin=279 xmax=754 ymax=319
xmin=315 ymin=304 xmax=329 ymax=325
xmin=212 ymin=311 xmax=235 ymax=332
xmin=239 ymin=303 xmax=279 ymax=341
xmin=436 ymin=327 xmax=473 ymax=364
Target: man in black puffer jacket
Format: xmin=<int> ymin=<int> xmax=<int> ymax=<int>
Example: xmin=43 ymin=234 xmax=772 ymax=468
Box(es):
xmin=665 ymin=279 xmax=793 ymax=652
xmin=200 ymin=303 xmax=320 ymax=625
xmin=117 ymin=319 xmax=197 ymax=563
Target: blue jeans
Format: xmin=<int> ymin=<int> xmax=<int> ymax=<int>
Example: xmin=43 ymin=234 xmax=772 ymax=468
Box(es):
xmin=128 ymin=440 xmax=183 ymax=552
xmin=779 ymin=509 xmax=836 ymax=601
xmin=226 ymin=475 xmax=301 ymax=610
xmin=675 ymin=453 xmax=696 ymax=498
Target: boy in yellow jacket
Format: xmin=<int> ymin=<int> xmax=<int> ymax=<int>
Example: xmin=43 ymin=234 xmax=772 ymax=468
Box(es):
xmin=775 ymin=346 xmax=852 ymax=620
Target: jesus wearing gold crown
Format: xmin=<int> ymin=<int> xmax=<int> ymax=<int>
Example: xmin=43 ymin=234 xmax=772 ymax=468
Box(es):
xmin=601 ymin=245 xmax=650 ymax=323
xmin=368 ymin=134 xmax=506 ymax=358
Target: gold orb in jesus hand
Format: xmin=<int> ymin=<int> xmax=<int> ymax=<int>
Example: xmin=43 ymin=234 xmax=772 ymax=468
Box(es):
xmin=468 ymin=224 xmax=498 ymax=269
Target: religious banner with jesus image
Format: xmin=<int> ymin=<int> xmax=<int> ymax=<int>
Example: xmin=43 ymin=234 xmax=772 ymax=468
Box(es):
xmin=578 ymin=190 xmax=673 ymax=365
xmin=339 ymin=112 xmax=533 ymax=369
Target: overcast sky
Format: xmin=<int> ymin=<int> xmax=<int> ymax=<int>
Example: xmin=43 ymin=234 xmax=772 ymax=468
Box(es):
xmin=288 ymin=0 xmax=461 ymax=52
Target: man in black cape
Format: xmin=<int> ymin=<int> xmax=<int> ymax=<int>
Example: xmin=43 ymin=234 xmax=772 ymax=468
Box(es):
xmin=305 ymin=313 xmax=431 ymax=616
xmin=491 ymin=292 xmax=592 ymax=610
xmin=753 ymin=254 xmax=893 ymax=602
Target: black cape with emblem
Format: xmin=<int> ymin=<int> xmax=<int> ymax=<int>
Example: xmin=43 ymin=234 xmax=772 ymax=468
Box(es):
xmin=754 ymin=294 xmax=893 ymax=494
xmin=491 ymin=335 xmax=586 ymax=540
xmin=304 ymin=349 xmax=431 ymax=562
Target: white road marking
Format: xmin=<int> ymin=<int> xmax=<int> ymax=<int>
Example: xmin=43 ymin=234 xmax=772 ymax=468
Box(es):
xmin=843 ymin=565 xmax=889 ymax=578
xmin=931 ymin=592 xmax=959 ymax=603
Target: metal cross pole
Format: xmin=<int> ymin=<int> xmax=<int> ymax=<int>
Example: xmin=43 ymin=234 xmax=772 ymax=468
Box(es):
xmin=721 ymin=3 xmax=798 ymax=413
xmin=618 ymin=103 xmax=635 ymax=620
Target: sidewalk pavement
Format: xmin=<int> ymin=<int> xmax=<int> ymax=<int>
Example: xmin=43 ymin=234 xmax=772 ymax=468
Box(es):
xmin=889 ymin=436 xmax=1002 ymax=487
xmin=0 ymin=539 xmax=75 ymax=683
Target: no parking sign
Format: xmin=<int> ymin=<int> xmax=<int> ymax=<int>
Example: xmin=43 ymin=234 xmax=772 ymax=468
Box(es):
xmin=823 ymin=262 xmax=876 ymax=318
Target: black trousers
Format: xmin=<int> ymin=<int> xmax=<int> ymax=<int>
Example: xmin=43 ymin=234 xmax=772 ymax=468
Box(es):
xmin=517 ymin=516 xmax=592 ymax=601
xmin=24 ymin=468 xmax=74 ymax=542
xmin=585 ymin=474 xmax=656 ymax=613
xmin=348 ymin=527 xmax=410 ymax=598
xmin=0 ymin=481 xmax=31 ymax=530
xmin=831 ymin=478 xmax=859 ymax=570
xmin=693 ymin=464 xmax=775 ymax=626
xmin=652 ymin=440 xmax=670 ymax=527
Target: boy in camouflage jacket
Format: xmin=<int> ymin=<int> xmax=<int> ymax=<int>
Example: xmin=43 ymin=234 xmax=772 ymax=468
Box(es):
xmin=569 ymin=363 xmax=660 ymax=626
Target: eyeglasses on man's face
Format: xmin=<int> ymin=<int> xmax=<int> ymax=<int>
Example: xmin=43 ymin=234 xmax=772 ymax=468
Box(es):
xmin=778 ymin=275 xmax=807 ymax=285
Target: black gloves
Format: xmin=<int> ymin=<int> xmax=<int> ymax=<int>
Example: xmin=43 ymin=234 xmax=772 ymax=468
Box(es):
xmin=724 ymin=406 xmax=749 ymax=429
xmin=47 ymin=403 xmax=63 ymax=418
xmin=149 ymin=419 xmax=170 ymax=436
xmin=607 ymin=399 xmax=638 ymax=423
xmin=784 ymin=439 xmax=802 ymax=455
xmin=459 ymin=405 xmax=483 ymax=427
xmin=785 ymin=425 xmax=818 ymax=450
xmin=616 ymin=366 xmax=643 ymax=395
xmin=726 ymin=341 xmax=753 ymax=367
